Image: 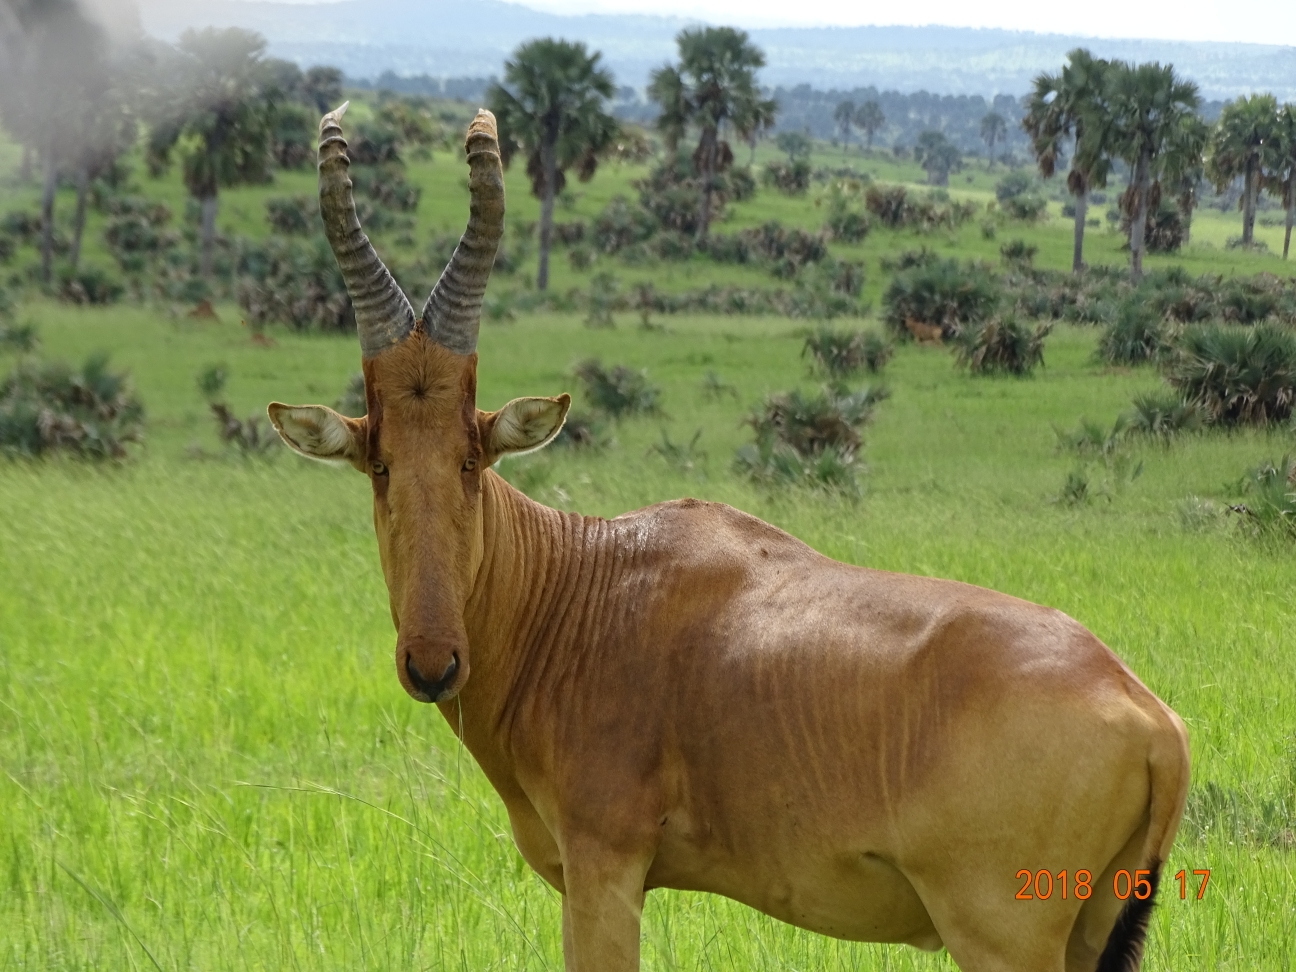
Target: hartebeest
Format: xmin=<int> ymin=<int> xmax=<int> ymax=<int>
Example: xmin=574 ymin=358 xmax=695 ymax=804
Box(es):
xmin=268 ymin=106 xmax=1190 ymax=972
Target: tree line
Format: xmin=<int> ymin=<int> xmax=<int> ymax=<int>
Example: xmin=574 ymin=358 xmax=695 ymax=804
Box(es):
xmin=3 ymin=4 xmax=1293 ymax=302
xmin=1022 ymin=48 xmax=1296 ymax=280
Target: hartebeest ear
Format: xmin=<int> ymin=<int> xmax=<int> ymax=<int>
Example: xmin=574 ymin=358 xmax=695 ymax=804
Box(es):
xmin=479 ymin=394 xmax=571 ymax=467
xmin=267 ymin=403 xmax=366 ymax=470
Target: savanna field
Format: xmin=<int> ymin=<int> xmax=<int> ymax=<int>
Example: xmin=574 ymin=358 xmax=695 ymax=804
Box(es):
xmin=2 ymin=103 xmax=1296 ymax=971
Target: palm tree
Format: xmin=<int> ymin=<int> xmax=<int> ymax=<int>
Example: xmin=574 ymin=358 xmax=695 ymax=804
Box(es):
xmin=147 ymin=28 xmax=276 ymax=278
xmin=855 ymin=100 xmax=885 ymax=150
xmin=1085 ymin=60 xmax=1200 ymax=282
xmin=834 ymin=100 xmax=855 ymax=151
xmin=650 ymin=27 xmax=776 ymax=242
xmin=980 ymin=112 xmax=1006 ymax=167
xmin=914 ymin=131 xmax=961 ymax=186
xmin=1162 ymin=113 xmax=1209 ymax=247
xmin=1022 ymin=49 xmax=1111 ymax=273
xmin=1207 ymin=94 xmax=1281 ymax=247
xmin=488 ymin=39 xmax=617 ymax=291
xmin=1268 ymin=104 xmax=1296 ymax=259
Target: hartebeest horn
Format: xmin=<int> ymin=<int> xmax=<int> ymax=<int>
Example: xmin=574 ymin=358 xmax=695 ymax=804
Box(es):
xmin=318 ymin=102 xmax=417 ymax=359
xmin=419 ymin=109 xmax=505 ymax=355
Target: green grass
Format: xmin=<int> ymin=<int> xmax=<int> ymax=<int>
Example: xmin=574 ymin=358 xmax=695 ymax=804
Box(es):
xmin=2 ymin=300 xmax=1295 ymax=970
xmin=2 ymin=102 xmax=1295 ymax=968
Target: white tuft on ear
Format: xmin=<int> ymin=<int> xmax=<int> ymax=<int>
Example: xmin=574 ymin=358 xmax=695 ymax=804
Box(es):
xmin=484 ymin=394 xmax=570 ymax=464
xmin=267 ymin=403 xmax=364 ymax=467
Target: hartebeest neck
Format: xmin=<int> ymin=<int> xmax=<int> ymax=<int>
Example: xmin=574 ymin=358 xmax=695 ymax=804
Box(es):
xmin=440 ymin=469 xmax=599 ymax=780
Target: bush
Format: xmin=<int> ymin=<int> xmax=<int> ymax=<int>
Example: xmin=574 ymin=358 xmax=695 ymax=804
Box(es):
xmin=552 ymin=221 xmax=587 ymax=246
xmin=823 ymin=179 xmax=872 ymax=243
xmin=0 ymin=353 xmax=144 ymax=459
xmin=592 ymin=196 xmax=658 ymax=254
xmin=236 ymin=236 xmax=352 ymax=332
xmin=803 ymin=328 xmax=893 ymax=377
xmin=865 ymin=185 xmax=977 ymax=232
xmin=999 ymin=239 xmax=1037 ymax=266
xmin=1001 ymin=194 xmax=1048 ymax=222
xmin=955 ymin=316 xmax=1050 ymax=376
xmin=882 ymin=258 xmax=1001 ymax=340
xmin=553 ymin=410 xmax=606 ymax=449
xmin=58 ymin=266 xmax=124 ymax=305
xmin=1096 ymin=302 xmax=1168 ymax=365
xmin=0 ymin=322 xmax=37 ymax=354
xmin=994 ymin=172 xmax=1036 ymax=203
xmin=102 ymin=197 xmax=176 ymax=269
xmin=584 ymin=272 xmax=621 ymax=328
xmin=335 ymin=373 xmax=366 ymax=417
xmin=210 ymin=402 xmax=279 ymax=457
xmin=265 ymin=195 xmax=320 ymax=235
xmin=1125 ymin=390 xmax=1202 ymax=441
xmin=734 ymin=384 xmax=887 ymax=495
xmin=573 ymin=359 xmax=661 ymax=418
xmin=1165 ymin=324 xmax=1296 ymax=427
xmin=762 ymin=159 xmax=812 ymax=195
xmin=1232 ymin=456 xmax=1296 ymax=538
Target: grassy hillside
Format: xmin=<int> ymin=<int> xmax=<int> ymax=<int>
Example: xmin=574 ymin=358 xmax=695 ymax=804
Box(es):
xmin=2 ymin=100 xmax=1295 ymax=971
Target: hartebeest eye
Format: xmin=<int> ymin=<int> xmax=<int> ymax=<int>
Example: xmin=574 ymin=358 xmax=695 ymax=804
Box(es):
xmin=462 ymin=457 xmax=478 ymax=473
xmin=371 ymin=461 xmax=388 ymax=477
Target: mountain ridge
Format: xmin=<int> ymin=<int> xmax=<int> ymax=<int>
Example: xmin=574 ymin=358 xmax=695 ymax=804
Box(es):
xmin=138 ymin=0 xmax=1296 ymax=99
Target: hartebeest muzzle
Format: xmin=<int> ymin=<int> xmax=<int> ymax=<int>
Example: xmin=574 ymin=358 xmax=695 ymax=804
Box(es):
xmin=398 ymin=635 xmax=467 ymax=703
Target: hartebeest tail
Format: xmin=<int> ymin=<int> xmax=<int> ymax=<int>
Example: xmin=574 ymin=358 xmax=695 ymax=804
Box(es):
xmin=1097 ymin=707 xmax=1190 ymax=972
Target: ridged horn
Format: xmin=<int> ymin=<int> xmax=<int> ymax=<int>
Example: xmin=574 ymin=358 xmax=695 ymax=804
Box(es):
xmin=318 ymin=102 xmax=416 ymax=359
xmin=420 ymin=109 xmax=505 ymax=355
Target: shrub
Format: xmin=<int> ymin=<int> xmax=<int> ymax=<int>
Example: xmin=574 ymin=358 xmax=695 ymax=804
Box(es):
xmin=1165 ymin=325 xmax=1296 ymax=427
xmin=1231 ymin=456 xmax=1296 ymax=539
xmin=210 ymin=402 xmax=279 ymax=456
xmin=351 ymin=164 xmax=421 ymax=213
xmin=864 ymin=185 xmax=909 ymax=228
xmin=584 ymin=272 xmax=621 ymax=328
xmin=0 ymin=353 xmax=144 ymax=459
xmin=573 ymin=359 xmax=661 ymax=418
xmin=649 ymin=230 xmax=693 ymax=261
xmin=553 ymin=410 xmax=605 ymax=449
xmin=592 ymin=196 xmax=658 ymax=254
xmin=552 ymin=221 xmax=587 ymax=246
xmin=999 ymin=239 xmax=1037 ymax=267
xmin=762 ymin=159 xmax=812 ymax=195
xmin=955 ymin=316 xmax=1050 ymax=376
xmin=236 ymin=237 xmax=352 ymax=332
xmin=803 ymin=328 xmax=893 ymax=377
xmin=1096 ymin=302 xmax=1168 ymax=365
xmin=734 ymin=384 xmax=887 ymax=495
xmin=743 ymin=384 xmax=886 ymax=461
xmin=196 ymin=362 xmax=229 ymax=400
xmin=994 ymin=172 xmax=1036 ymax=203
xmin=647 ymin=428 xmax=706 ymax=473
xmin=102 ymin=197 xmax=177 ymax=272
xmin=336 ymin=373 xmax=366 ymax=417
xmin=882 ymin=258 xmax=1001 ymax=340
xmin=58 ymin=266 xmax=124 ymax=305
xmin=1002 ymin=194 xmax=1048 ymax=222
xmin=0 ymin=322 xmax=37 ymax=354
xmin=265 ymin=195 xmax=320 ymax=235
xmin=1125 ymin=390 xmax=1202 ymax=441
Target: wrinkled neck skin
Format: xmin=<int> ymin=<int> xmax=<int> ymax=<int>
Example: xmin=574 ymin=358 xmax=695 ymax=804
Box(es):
xmin=436 ymin=469 xmax=594 ymax=787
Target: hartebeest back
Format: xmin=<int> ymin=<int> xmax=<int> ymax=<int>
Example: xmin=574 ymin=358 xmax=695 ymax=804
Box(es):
xmin=267 ymin=107 xmax=1190 ymax=972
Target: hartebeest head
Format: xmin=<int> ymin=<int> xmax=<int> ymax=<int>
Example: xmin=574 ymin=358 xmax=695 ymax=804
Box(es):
xmin=267 ymin=105 xmax=570 ymax=704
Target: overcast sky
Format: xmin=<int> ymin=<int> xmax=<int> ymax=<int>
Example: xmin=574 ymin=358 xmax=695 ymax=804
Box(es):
xmin=502 ymin=0 xmax=1294 ymax=45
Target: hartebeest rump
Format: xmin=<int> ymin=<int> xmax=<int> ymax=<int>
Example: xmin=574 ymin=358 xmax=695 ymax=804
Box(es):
xmin=268 ymin=106 xmax=1190 ymax=972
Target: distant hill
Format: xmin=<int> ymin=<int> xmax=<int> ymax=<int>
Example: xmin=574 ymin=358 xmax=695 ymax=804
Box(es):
xmin=139 ymin=0 xmax=1296 ymax=101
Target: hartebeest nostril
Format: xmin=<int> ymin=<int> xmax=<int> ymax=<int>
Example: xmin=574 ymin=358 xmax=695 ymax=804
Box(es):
xmin=406 ymin=651 xmax=460 ymax=703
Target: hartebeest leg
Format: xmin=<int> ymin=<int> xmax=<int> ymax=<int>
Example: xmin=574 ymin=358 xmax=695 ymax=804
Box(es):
xmin=560 ymin=847 xmax=648 ymax=972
